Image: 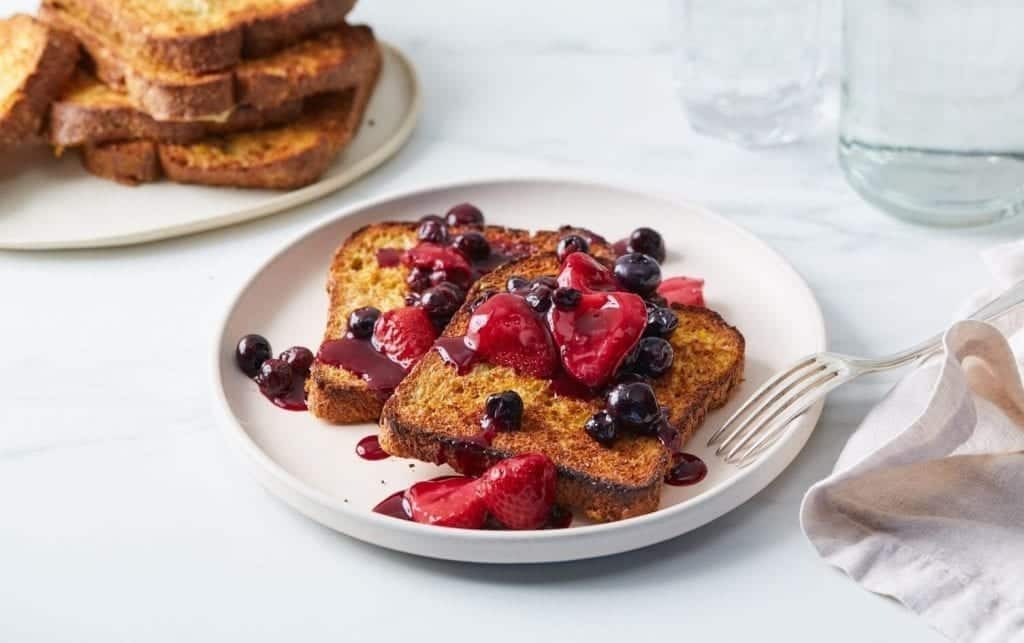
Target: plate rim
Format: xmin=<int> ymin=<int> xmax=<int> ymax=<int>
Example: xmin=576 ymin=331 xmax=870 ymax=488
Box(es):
xmin=0 ymin=43 xmax=422 ymax=251
xmin=211 ymin=176 xmax=827 ymax=562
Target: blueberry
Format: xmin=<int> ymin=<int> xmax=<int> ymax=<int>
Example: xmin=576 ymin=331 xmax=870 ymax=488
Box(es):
xmin=613 ymin=253 xmax=661 ymax=296
xmin=404 ymin=292 xmax=421 ymax=307
xmin=506 ymin=275 xmax=529 ymax=293
xmin=445 ymin=203 xmax=485 ymax=227
xmin=605 ymin=381 xmax=660 ymax=433
xmin=627 ymin=227 xmax=666 ymax=263
xmin=452 ymin=232 xmax=491 ymax=260
xmin=484 ymin=390 xmax=524 ymax=431
xmin=644 ymin=304 xmax=678 ymax=339
xmin=552 ymin=287 xmax=582 ymax=311
xmin=420 ymin=286 xmax=460 ymax=320
xmin=347 ymin=306 xmax=381 ymax=339
xmin=406 ymin=266 xmax=432 ymax=292
xmin=279 ymin=346 xmax=314 ymax=374
xmin=235 ymin=334 xmax=272 ymax=377
xmin=255 ymin=358 xmax=293 ymax=397
xmin=417 ymin=215 xmax=449 ymax=244
xmin=633 ymin=337 xmax=674 ymax=378
xmin=525 ymin=284 xmax=553 ymax=313
xmin=469 ymin=289 xmax=498 ymax=311
xmin=584 ymin=411 xmax=618 ymax=446
xmin=556 ymin=234 xmax=590 ymax=262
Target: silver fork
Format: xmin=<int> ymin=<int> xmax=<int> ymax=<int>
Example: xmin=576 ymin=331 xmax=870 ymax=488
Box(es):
xmin=708 ymin=279 xmax=1024 ymax=466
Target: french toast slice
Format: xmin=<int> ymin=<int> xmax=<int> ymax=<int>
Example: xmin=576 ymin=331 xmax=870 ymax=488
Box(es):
xmin=379 ymin=253 xmax=745 ymax=523
xmin=307 ymin=226 xmax=614 ymax=424
xmin=39 ymin=0 xmax=356 ymax=74
xmin=51 ymin=71 xmax=303 ymax=146
xmin=81 ymin=139 xmax=160 ymax=185
xmin=40 ymin=5 xmax=377 ymax=121
xmin=78 ymin=46 xmax=379 ymax=188
xmin=0 ymin=14 xmax=79 ymax=149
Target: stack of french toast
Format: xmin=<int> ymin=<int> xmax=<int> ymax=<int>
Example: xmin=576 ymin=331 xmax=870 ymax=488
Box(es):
xmin=0 ymin=0 xmax=380 ymax=188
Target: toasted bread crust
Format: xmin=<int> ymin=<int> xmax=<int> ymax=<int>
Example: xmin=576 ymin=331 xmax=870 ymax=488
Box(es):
xmin=378 ymin=253 xmax=745 ymax=522
xmin=42 ymin=0 xmax=356 ymax=74
xmin=50 ymin=72 xmax=303 ymax=145
xmin=81 ymin=139 xmax=160 ymax=185
xmin=0 ymin=15 xmax=79 ymax=149
xmin=40 ymin=4 xmax=376 ymax=121
xmin=305 ymin=228 xmax=615 ymax=425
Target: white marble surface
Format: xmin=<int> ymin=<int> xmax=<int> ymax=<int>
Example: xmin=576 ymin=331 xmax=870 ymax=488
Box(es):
xmin=1 ymin=1 xmax=1020 ymax=641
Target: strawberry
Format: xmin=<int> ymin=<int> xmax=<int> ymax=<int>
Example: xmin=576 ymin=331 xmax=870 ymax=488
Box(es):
xmin=549 ymin=291 xmax=646 ymax=388
xmin=466 ymin=293 xmax=558 ymax=378
xmin=476 ymin=454 xmax=557 ymax=530
xmin=372 ymin=306 xmax=439 ymax=370
xmin=402 ymin=243 xmax=473 ymax=287
xmin=658 ymin=276 xmax=705 ymax=307
xmin=556 ymin=252 xmax=615 ymax=292
xmin=404 ymin=477 xmax=487 ymax=528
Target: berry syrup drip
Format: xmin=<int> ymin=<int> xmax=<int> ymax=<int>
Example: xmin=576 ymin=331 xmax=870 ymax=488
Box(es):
xmin=433 ymin=336 xmax=478 ymax=374
xmin=664 ymin=452 xmax=708 ymax=486
xmin=376 ymin=247 xmax=404 ymax=267
xmin=434 ymin=424 xmax=499 ymax=477
xmin=548 ymin=370 xmax=599 ymax=400
xmin=656 ymin=412 xmax=708 ymax=486
xmin=355 ymin=434 xmax=390 ymax=461
xmin=317 ymin=337 xmax=407 ymax=393
xmin=263 ymin=375 xmax=308 ymax=411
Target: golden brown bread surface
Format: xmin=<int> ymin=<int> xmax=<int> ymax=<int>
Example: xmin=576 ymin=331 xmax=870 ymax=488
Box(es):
xmin=307 ymin=225 xmax=615 ymax=424
xmin=39 ymin=6 xmax=377 ymax=121
xmin=78 ymin=45 xmax=379 ymax=188
xmin=379 ymin=253 xmax=745 ymax=523
xmin=50 ymin=71 xmax=303 ymax=145
xmin=40 ymin=0 xmax=356 ymax=74
xmin=81 ymin=139 xmax=160 ymax=185
xmin=0 ymin=14 xmax=79 ymax=149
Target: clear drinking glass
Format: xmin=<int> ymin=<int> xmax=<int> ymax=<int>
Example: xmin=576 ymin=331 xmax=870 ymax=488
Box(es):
xmin=671 ymin=0 xmax=827 ymax=146
xmin=839 ymin=1 xmax=1024 ymax=227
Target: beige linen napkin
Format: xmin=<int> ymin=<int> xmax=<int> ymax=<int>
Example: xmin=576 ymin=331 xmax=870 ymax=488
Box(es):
xmin=801 ymin=243 xmax=1024 ymax=643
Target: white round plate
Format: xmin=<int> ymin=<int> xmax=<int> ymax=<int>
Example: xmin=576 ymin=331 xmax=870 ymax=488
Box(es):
xmin=213 ymin=178 xmax=826 ymax=564
xmin=0 ymin=44 xmax=420 ymax=251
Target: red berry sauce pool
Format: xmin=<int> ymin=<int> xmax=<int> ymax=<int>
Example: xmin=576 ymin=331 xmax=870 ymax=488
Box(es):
xmin=355 ymin=434 xmax=390 ymax=460
xmin=664 ymin=452 xmax=708 ymax=486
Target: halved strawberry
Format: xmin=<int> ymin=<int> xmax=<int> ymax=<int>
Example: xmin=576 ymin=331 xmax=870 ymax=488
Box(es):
xmin=466 ymin=293 xmax=558 ymax=378
xmin=372 ymin=306 xmax=439 ymax=370
xmin=556 ymin=252 xmax=615 ymax=292
xmin=404 ymin=477 xmax=487 ymax=528
xmin=549 ymin=291 xmax=647 ymax=388
xmin=402 ymin=242 xmax=473 ymax=286
xmin=476 ymin=453 xmax=557 ymax=530
xmin=658 ymin=276 xmax=705 ymax=307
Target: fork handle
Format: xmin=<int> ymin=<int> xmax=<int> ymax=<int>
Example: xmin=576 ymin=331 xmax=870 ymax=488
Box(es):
xmin=867 ymin=279 xmax=1024 ymax=371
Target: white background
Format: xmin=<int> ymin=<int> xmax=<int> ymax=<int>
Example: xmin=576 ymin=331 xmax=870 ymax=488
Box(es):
xmin=2 ymin=1 xmax=1019 ymax=641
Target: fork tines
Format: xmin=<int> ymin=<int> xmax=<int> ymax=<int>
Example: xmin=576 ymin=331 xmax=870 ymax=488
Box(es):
xmin=708 ymin=354 xmax=846 ymax=466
